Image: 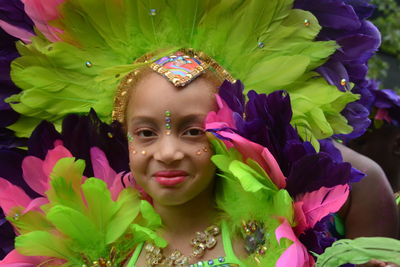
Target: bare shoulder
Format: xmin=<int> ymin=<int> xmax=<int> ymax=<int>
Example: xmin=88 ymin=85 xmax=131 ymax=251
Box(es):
xmin=334 ymin=142 xmax=399 ymax=238
xmin=334 ymin=142 xmax=384 ymax=175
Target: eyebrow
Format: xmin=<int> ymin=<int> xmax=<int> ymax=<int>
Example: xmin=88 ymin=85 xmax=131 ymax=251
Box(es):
xmin=130 ymin=114 xmax=206 ymax=126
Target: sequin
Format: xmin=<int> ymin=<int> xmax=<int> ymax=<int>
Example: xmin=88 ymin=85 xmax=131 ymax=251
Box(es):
xmin=340 ymin=78 xmax=347 ymax=86
xmin=149 ymin=9 xmax=156 ymax=16
xmin=304 ymin=19 xmax=310 ymax=26
xmin=85 ymin=61 xmax=93 ymax=68
xmin=257 ymin=42 xmax=265 ymax=48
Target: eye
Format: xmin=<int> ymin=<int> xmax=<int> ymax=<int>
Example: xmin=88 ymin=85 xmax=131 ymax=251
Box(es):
xmin=183 ymin=128 xmax=205 ymax=136
xmin=136 ymin=129 xmax=157 ymax=138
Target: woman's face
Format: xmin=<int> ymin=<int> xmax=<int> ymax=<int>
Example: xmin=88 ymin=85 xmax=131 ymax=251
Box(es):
xmin=126 ymin=72 xmax=217 ymax=206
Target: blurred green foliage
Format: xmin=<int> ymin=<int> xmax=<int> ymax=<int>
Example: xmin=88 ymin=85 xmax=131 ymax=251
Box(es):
xmin=371 ymin=0 xmax=400 ymax=56
xmin=368 ymin=0 xmax=400 ymax=89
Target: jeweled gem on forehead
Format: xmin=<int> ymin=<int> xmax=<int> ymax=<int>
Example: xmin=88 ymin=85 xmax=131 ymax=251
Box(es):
xmin=165 ymin=110 xmax=171 ymax=130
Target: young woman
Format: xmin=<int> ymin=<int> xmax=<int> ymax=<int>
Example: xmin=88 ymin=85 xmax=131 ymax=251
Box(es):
xmin=0 ymin=1 xmax=399 ymax=266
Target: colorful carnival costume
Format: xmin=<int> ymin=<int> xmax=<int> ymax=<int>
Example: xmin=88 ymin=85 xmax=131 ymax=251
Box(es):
xmin=0 ymin=0 xmax=399 ymax=266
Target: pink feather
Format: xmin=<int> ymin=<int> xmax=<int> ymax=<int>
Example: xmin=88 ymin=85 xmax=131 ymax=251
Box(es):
xmin=24 ymin=197 xmax=48 ymax=213
xmin=0 ymin=178 xmax=31 ymax=215
xmin=90 ymin=147 xmax=117 ymax=189
xmin=275 ymin=219 xmax=314 ymax=267
xmin=205 ymin=95 xmax=236 ymax=130
xmin=0 ymin=249 xmax=53 ymax=266
xmin=0 ymin=20 xmax=34 ymax=43
xmin=21 ymin=0 xmax=65 ymax=42
xmin=42 ymin=145 xmax=73 ymax=178
xmin=375 ymin=108 xmax=392 ymax=123
xmin=206 ymin=96 xmax=286 ymax=188
xmin=22 ymin=144 xmax=72 ymax=196
xmin=295 ymin=184 xmax=349 ymax=233
xmin=21 ymin=156 xmax=47 ymax=196
xmin=293 ymin=202 xmax=308 ymax=235
xmin=213 ymin=131 xmax=286 ymax=189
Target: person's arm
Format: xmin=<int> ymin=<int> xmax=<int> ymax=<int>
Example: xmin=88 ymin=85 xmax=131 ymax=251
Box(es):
xmin=335 ymin=142 xmax=399 ymax=238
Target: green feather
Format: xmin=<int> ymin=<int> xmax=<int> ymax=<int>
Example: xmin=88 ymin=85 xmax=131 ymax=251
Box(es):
xmin=7 ymin=209 xmax=52 ymax=234
xmin=130 ymin=224 xmax=167 ymax=248
xmin=105 ymin=187 xmax=141 ymax=244
xmin=47 ymin=205 xmax=105 ymax=255
xmin=47 ymin=158 xmax=86 ymax=213
xmin=15 ymin=231 xmax=76 ymax=261
xmin=316 ymin=237 xmax=400 ymax=266
xmin=139 ymin=200 xmax=163 ymax=230
xmin=7 ymin=0 xmax=359 ymax=151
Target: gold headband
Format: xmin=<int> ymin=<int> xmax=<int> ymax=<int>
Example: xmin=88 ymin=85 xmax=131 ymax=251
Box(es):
xmin=112 ymin=49 xmax=236 ymax=125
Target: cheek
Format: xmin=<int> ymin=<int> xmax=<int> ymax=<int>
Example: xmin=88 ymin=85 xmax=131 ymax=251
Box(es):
xmin=128 ymin=143 xmax=146 ymax=179
xmin=196 ymin=150 xmax=216 ymax=180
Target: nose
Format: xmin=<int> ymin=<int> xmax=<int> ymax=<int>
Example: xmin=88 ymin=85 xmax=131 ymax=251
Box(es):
xmin=153 ymin=136 xmax=184 ymax=164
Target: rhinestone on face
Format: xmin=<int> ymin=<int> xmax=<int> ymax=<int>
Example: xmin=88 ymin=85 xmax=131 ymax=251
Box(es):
xmin=218 ymin=257 xmax=225 ymax=263
xmin=127 ymin=133 xmax=134 ymax=142
xmin=85 ymin=61 xmax=93 ymax=68
xmin=166 ymin=123 xmax=171 ymax=129
xmin=257 ymin=42 xmax=265 ymax=48
xmin=304 ymin=19 xmax=310 ymax=26
xmin=208 ymin=259 xmax=214 ymax=265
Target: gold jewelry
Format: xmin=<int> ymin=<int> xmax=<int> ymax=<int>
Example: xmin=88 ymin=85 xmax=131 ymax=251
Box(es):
xmin=145 ymin=225 xmax=220 ymax=267
xmin=112 ymin=49 xmax=235 ymax=124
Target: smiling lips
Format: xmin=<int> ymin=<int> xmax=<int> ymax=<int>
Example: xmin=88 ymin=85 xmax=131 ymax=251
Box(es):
xmin=153 ymin=170 xmax=188 ymax=186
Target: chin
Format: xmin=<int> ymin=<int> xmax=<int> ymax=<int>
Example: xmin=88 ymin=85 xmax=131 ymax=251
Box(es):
xmin=152 ymin=193 xmax=193 ymax=206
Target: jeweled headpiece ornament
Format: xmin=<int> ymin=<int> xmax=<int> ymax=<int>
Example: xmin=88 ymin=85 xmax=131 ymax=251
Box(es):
xmin=151 ymin=52 xmax=208 ymax=87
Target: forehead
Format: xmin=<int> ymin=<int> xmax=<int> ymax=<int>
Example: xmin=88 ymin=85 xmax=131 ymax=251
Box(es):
xmin=127 ymin=72 xmax=218 ymax=118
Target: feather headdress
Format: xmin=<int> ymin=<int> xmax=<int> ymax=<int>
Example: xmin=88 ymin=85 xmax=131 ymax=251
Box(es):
xmin=4 ymin=0 xmax=359 ymax=150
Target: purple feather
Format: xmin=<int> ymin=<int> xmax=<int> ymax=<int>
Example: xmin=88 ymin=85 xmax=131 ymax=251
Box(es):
xmin=295 ymin=0 xmax=380 ymax=140
xmin=27 ymin=109 xmax=129 ymax=177
xmin=0 ymin=0 xmax=33 ymax=32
